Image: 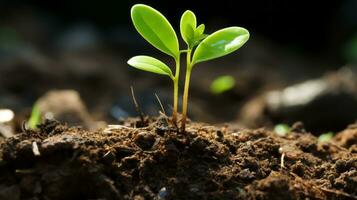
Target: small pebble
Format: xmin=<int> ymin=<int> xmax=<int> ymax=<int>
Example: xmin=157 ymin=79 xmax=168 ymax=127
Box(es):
xmin=157 ymin=187 xmax=168 ymax=200
xmin=0 ymin=109 xmax=14 ymax=123
xmin=134 ymin=132 xmax=156 ymax=150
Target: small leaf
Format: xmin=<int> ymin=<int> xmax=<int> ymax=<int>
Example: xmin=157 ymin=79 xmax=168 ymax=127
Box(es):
xmin=274 ymin=124 xmax=291 ymax=137
xmin=191 ymin=25 xmax=206 ymax=47
xmin=210 ymin=75 xmax=235 ymax=94
xmin=198 ymin=34 xmax=209 ymax=40
xmin=318 ymin=132 xmax=334 ymax=143
xmin=192 ymin=27 xmax=249 ymax=65
xmin=128 ymin=56 xmax=173 ymax=78
xmin=180 ymin=10 xmax=197 ymax=47
xmin=194 ymin=24 xmax=205 ymax=38
xmin=28 ymin=104 xmax=41 ymax=129
xmin=193 ymin=34 xmax=208 ymax=45
xmin=131 ymin=4 xmax=179 ymax=58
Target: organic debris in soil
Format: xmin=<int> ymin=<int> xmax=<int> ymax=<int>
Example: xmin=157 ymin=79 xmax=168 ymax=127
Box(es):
xmin=0 ymin=119 xmax=356 ymax=200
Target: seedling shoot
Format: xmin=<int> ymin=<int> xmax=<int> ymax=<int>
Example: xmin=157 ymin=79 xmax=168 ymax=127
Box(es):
xmin=127 ymin=4 xmax=249 ymax=132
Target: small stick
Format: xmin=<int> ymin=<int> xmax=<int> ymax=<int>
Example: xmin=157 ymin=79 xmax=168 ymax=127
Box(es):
xmin=320 ymin=187 xmax=357 ymax=199
xmin=32 ymin=141 xmax=41 ymax=156
xmin=154 ymin=93 xmax=166 ymax=116
xmin=155 ymin=93 xmax=169 ymax=125
xmin=280 ymin=153 xmax=285 ymax=168
xmin=130 ymin=86 xmax=145 ymax=123
xmin=103 ymin=151 xmax=111 ymax=158
xmin=21 ymin=121 xmax=29 ymax=133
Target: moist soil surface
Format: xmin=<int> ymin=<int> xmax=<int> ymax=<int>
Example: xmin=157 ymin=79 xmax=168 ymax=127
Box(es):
xmin=0 ymin=118 xmax=356 ymax=200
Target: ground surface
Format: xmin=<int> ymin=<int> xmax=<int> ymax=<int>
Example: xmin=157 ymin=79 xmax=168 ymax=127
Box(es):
xmin=0 ymin=119 xmax=356 ymax=200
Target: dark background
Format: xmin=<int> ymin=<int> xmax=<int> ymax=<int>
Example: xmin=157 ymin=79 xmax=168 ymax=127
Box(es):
xmin=1 ymin=0 xmax=356 ymax=65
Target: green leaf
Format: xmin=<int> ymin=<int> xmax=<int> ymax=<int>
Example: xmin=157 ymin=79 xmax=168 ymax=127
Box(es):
xmin=192 ymin=27 xmax=249 ymax=65
xmin=193 ymin=34 xmax=208 ymax=46
xmin=131 ymin=4 xmax=179 ymax=58
xmin=28 ymin=104 xmax=41 ymax=129
xmin=128 ymin=56 xmax=173 ymax=78
xmin=210 ymin=75 xmax=235 ymax=94
xmin=318 ymin=132 xmax=334 ymax=143
xmin=194 ymin=24 xmax=205 ymax=38
xmin=274 ymin=124 xmax=291 ymax=137
xmin=180 ymin=10 xmax=197 ymax=47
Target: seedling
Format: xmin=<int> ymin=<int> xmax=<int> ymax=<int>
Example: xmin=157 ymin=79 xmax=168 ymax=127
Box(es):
xmin=28 ymin=103 xmax=41 ymax=129
xmin=318 ymin=132 xmax=334 ymax=143
xmin=210 ymin=75 xmax=236 ymax=95
xmin=128 ymin=4 xmax=249 ymax=132
xmin=274 ymin=124 xmax=291 ymax=137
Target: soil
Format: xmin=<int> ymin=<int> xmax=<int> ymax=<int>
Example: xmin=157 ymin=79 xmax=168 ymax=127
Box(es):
xmin=0 ymin=118 xmax=356 ymax=200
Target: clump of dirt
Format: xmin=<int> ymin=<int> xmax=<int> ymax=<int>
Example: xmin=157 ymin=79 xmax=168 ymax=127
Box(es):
xmin=0 ymin=119 xmax=356 ymax=200
xmin=334 ymin=123 xmax=357 ymax=152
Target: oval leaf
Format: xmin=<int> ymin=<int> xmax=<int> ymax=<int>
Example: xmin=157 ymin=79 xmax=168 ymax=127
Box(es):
xmin=180 ymin=10 xmax=197 ymax=47
xmin=131 ymin=4 xmax=179 ymax=58
xmin=194 ymin=24 xmax=205 ymax=38
xmin=128 ymin=56 xmax=173 ymax=78
xmin=192 ymin=27 xmax=249 ymax=65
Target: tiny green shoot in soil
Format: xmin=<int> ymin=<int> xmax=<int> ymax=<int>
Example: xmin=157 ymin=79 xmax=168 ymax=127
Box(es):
xmin=274 ymin=124 xmax=291 ymax=137
xmin=127 ymin=4 xmax=249 ymax=132
xmin=28 ymin=103 xmax=41 ymax=129
xmin=318 ymin=132 xmax=334 ymax=143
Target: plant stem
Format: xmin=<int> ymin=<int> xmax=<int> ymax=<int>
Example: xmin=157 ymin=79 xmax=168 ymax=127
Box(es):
xmin=172 ymin=57 xmax=180 ymax=124
xmin=181 ymin=49 xmax=192 ymax=132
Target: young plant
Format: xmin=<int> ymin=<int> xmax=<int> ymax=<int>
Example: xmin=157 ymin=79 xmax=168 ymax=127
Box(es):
xmin=128 ymin=4 xmax=250 ymax=132
xmin=274 ymin=124 xmax=291 ymax=137
xmin=128 ymin=4 xmax=180 ymax=124
xmin=318 ymin=132 xmax=334 ymax=143
xmin=28 ymin=103 xmax=41 ymax=129
xmin=179 ymin=11 xmax=249 ymax=131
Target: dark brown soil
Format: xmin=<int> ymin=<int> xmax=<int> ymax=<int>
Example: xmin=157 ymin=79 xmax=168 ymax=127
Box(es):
xmin=0 ymin=119 xmax=356 ymax=200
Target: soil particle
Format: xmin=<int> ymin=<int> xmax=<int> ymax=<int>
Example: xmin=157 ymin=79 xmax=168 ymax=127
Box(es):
xmin=0 ymin=185 xmax=20 ymax=200
xmin=0 ymin=119 xmax=356 ymax=200
xmin=134 ymin=132 xmax=156 ymax=150
xmin=334 ymin=123 xmax=357 ymax=151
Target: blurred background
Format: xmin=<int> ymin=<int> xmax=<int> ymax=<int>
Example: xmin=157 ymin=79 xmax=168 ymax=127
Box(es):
xmin=0 ymin=0 xmax=356 ymax=135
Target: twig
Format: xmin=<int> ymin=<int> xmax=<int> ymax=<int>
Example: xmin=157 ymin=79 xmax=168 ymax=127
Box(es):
xmin=21 ymin=120 xmax=29 ymax=133
xmin=320 ymin=187 xmax=357 ymax=199
xmin=280 ymin=153 xmax=285 ymax=169
xmin=155 ymin=93 xmax=172 ymax=127
xmin=130 ymin=86 xmax=145 ymax=123
xmin=154 ymin=93 xmax=167 ymax=117
xmin=32 ymin=141 xmax=41 ymax=156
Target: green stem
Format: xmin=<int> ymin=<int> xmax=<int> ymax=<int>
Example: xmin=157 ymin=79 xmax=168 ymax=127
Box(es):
xmin=172 ymin=56 xmax=180 ymax=124
xmin=181 ymin=49 xmax=192 ymax=132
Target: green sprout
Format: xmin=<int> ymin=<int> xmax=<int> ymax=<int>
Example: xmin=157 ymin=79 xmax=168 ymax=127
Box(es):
xmin=318 ymin=132 xmax=334 ymax=143
xmin=28 ymin=103 xmax=41 ymax=129
xmin=128 ymin=4 xmax=249 ymax=132
xmin=274 ymin=124 xmax=291 ymax=137
xmin=210 ymin=75 xmax=236 ymax=95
